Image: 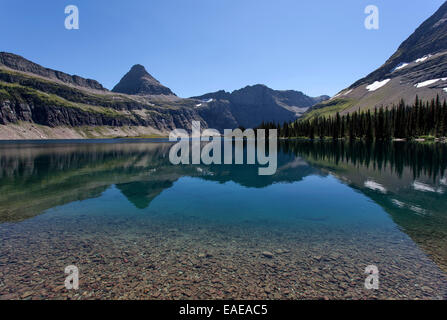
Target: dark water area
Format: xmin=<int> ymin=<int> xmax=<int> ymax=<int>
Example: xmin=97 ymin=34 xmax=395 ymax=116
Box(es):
xmin=0 ymin=139 xmax=446 ymax=300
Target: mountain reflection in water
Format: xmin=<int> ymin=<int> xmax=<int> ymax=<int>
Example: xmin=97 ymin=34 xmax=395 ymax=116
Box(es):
xmin=0 ymin=139 xmax=446 ymax=299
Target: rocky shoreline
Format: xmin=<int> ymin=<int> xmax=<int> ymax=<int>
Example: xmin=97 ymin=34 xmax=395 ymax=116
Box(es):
xmin=1 ymin=211 xmax=445 ymax=300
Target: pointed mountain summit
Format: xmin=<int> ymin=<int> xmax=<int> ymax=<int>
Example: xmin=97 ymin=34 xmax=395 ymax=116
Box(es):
xmin=112 ymin=64 xmax=175 ymax=96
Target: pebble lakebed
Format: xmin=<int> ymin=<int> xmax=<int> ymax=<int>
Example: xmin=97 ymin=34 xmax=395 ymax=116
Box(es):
xmin=1 ymin=212 xmax=446 ymax=300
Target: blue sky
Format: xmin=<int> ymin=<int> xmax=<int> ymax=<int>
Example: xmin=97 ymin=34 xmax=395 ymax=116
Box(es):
xmin=0 ymin=0 xmax=445 ymax=97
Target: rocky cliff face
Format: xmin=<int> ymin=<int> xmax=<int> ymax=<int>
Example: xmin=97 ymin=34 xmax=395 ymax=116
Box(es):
xmin=192 ymin=84 xmax=329 ymax=128
xmin=0 ymin=58 xmax=207 ymax=137
xmin=112 ymin=64 xmax=176 ymax=96
xmin=0 ymin=96 xmax=205 ymax=130
xmin=0 ymin=52 xmax=327 ymax=138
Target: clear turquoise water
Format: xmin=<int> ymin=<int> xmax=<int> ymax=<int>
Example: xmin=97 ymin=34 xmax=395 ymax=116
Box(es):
xmin=0 ymin=140 xmax=446 ymax=299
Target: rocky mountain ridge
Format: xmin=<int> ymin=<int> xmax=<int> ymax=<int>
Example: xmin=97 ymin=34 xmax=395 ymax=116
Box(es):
xmin=0 ymin=52 xmax=106 ymax=92
xmin=0 ymin=52 xmax=326 ymax=138
xmin=192 ymin=84 xmax=329 ymax=128
xmin=0 ymin=54 xmax=208 ymax=138
xmin=305 ymin=1 xmax=447 ymax=120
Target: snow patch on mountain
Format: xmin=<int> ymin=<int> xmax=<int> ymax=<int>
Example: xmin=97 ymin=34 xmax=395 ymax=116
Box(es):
xmin=415 ymin=55 xmax=432 ymax=63
xmin=332 ymin=93 xmax=341 ymax=99
xmin=331 ymin=89 xmax=354 ymax=100
xmin=393 ymin=63 xmax=409 ymax=71
xmin=366 ymin=79 xmax=391 ymax=92
xmin=415 ymin=78 xmax=447 ymax=88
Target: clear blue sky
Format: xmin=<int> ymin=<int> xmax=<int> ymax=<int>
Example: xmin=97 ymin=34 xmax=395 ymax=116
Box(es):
xmin=0 ymin=0 xmax=445 ymax=97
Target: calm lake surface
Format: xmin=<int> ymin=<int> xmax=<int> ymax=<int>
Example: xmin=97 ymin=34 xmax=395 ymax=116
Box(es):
xmin=0 ymin=140 xmax=446 ymax=300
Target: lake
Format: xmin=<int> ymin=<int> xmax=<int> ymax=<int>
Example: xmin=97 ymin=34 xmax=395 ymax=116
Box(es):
xmin=0 ymin=139 xmax=446 ymax=300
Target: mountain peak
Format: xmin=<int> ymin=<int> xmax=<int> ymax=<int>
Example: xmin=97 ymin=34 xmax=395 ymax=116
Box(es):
xmin=351 ymin=1 xmax=447 ymax=88
xmin=112 ymin=64 xmax=175 ymax=96
xmin=129 ymin=64 xmax=147 ymax=73
xmin=307 ymin=1 xmax=447 ymax=120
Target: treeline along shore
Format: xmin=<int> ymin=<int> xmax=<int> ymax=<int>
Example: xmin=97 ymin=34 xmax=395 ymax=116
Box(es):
xmin=258 ymin=96 xmax=447 ymax=141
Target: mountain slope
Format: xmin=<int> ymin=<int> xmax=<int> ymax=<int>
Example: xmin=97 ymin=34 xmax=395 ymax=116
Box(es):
xmin=0 ymin=52 xmax=327 ymax=139
xmin=112 ymin=64 xmax=176 ymax=96
xmin=305 ymin=1 xmax=447 ymax=119
xmin=0 ymin=52 xmax=207 ymax=139
xmin=193 ymin=84 xmax=329 ymax=128
xmin=0 ymin=52 xmax=106 ymax=92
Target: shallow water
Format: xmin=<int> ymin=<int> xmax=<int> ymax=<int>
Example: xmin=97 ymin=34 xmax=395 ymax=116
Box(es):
xmin=0 ymin=140 xmax=446 ymax=300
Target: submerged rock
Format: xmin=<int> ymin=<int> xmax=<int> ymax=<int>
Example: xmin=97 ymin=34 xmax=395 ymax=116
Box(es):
xmin=262 ymin=251 xmax=274 ymax=259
